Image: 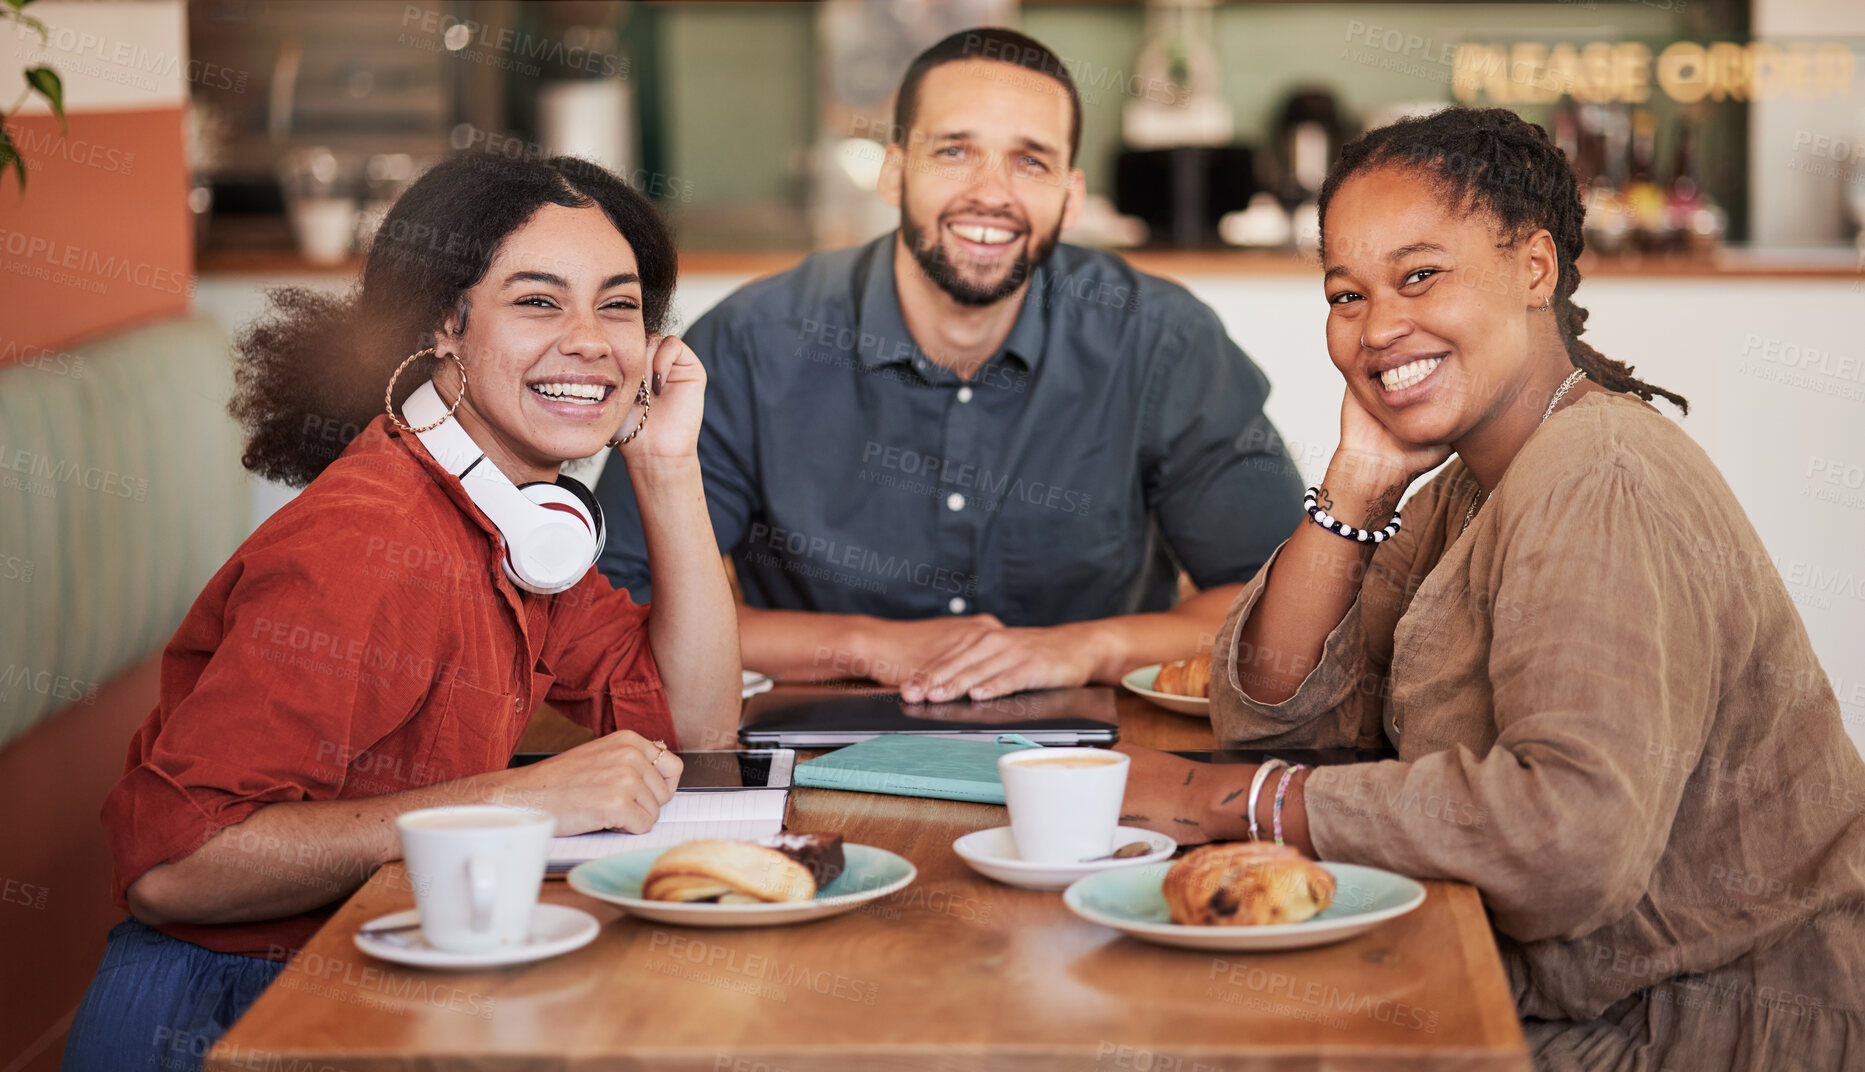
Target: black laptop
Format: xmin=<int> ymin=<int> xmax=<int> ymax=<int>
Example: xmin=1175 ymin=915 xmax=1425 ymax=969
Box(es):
xmin=738 ymin=686 xmax=1120 ymax=747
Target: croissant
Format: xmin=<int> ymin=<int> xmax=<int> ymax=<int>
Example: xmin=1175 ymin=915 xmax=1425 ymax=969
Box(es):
xmin=1153 ymin=654 xmax=1212 ymax=698
xmin=1162 ymin=842 xmax=1336 ymax=926
xmin=643 ymin=835 xmax=845 ymax=904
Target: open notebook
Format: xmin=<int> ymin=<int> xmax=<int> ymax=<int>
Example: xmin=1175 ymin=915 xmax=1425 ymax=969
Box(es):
xmin=546 ymin=788 xmax=789 ymax=873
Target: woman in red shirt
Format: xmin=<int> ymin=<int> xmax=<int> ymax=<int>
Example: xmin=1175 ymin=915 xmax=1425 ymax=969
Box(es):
xmin=65 ymin=153 xmax=741 ymax=1070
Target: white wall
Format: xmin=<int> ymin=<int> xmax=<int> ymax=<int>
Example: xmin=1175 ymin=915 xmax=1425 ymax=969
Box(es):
xmin=193 ymin=275 xmax=348 ymax=531
xmin=198 ymin=266 xmax=1865 ymax=754
xmin=1746 ymin=0 xmax=1865 ymax=248
xmin=3 ymin=1 xmax=189 ymax=115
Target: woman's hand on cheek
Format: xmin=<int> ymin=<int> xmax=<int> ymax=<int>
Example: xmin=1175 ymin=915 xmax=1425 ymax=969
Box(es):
xmin=618 ymin=334 xmax=706 ymax=466
xmin=1333 ymin=386 xmax=1452 ymax=492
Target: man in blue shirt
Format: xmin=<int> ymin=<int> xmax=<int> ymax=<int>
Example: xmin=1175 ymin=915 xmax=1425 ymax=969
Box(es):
xmin=597 ymin=27 xmax=1302 ymax=704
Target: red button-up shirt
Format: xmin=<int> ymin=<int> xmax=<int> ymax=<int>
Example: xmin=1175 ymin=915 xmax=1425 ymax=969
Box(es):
xmin=103 ymin=415 xmax=675 ymax=957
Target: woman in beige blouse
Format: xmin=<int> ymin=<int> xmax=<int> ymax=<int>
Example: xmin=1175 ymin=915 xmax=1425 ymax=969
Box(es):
xmin=1119 ymin=107 xmax=1864 ymax=1070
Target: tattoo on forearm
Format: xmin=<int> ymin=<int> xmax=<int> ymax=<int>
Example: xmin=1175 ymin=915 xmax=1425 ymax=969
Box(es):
xmin=1369 ymin=479 xmax=1405 ymax=524
xmin=1120 ymin=813 xmax=1149 ymax=822
xmin=1220 ymin=788 xmax=1244 ymax=805
xmin=1319 ymin=481 xmax=1404 ymax=531
xmin=1172 ymin=817 xmax=1201 ymax=827
xmin=1181 ymin=770 xmax=1195 ymax=787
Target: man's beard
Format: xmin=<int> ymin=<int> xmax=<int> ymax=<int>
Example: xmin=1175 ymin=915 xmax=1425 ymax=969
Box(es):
xmin=901 ymin=205 xmax=1064 ymax=308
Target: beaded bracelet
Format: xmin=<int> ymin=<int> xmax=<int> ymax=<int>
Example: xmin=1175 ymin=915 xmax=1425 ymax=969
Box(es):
xmin=1273 ymin=764 xmax=1308 ymax=847
xmin=1303 ymin=487 xmax=1401 ymax=544
xmin=1246 ymin=759 xmax=1288 ymax=843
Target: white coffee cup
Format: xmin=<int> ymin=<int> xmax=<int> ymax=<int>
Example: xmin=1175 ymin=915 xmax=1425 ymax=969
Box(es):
xmin=997 ymin=747 xmax=1130 ymax=864
xmin=288 ymin=196 xmax=358 ymax=266
xmin=395 ymin=804 xmax=554 ymax=953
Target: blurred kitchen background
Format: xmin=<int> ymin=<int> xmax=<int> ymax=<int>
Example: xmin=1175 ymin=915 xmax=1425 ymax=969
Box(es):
xmin=176 ymin=0 xmax=1862 ymax=260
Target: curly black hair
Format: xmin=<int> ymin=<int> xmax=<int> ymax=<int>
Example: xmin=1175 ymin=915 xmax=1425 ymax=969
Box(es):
xmin=229 ymin=153 xmax=678 ymax=487
xmin=1317 ymin=106 xmax=1687 ymax=414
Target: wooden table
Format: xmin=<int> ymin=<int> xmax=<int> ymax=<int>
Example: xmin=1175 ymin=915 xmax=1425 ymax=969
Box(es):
xmin=209 ymin=692 xmax=1530 ymax=1071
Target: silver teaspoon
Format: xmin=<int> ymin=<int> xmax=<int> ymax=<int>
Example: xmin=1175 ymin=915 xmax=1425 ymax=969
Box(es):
xmin=358 ymin=920 xmax=424 ymax=937
xmin=1079 ymin=841 xmax=1152 ymax=863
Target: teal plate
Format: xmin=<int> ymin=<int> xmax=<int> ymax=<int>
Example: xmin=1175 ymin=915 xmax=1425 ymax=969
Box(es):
xmin=1064 ymin=862 xmax=1426 ymax=951
xmin=567 ymin=843 xmax=916 ymax=928
xmin=1120 ymin=663 xmax=1210 ymax=717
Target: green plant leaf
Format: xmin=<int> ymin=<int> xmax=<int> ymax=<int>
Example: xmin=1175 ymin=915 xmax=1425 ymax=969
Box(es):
xmin=4 ymin=0 xmax=28 ymax=11
xmin=25 ymin=67 xmax=63 ymax=132
xmin=0 ymin=123 xmax=24 ymax=192
xmin=10 ymin=12 xmax=48 ymax=42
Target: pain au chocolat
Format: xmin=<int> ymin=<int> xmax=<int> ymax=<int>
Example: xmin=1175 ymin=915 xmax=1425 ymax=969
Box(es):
xmin=1153 ymin=653 xmax=1212 ymax=698
xmin=642 ymin=834 xmax=846 ymax=904
xmin=1162 ymin=842 xmax=1335 ymax=926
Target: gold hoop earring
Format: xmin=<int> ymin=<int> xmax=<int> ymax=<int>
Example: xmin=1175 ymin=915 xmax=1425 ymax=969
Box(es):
xmin=609 ymin=377 xmax=651 ymax=447
xmin=384 ymin=347 xmax=469 ymax=433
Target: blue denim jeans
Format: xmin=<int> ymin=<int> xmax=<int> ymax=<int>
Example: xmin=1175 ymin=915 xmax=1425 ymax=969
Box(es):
xmin=63 ymin=918 xmax=285 ymax=1072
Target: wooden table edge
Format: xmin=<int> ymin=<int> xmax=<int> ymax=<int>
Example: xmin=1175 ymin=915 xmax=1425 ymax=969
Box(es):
xmin=209 ymin=1042 xmax=1531 ymax=1072
xmin=1440 ymin=882 xmax=1532 ymax=1068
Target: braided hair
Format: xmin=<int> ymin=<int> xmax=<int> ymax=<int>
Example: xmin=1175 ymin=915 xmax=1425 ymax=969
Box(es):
xmin=1317 ymin=107 xmax=1687 ymax=414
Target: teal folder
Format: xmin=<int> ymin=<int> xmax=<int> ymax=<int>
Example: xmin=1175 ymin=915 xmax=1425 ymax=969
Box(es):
xmin=793 ymin=733 xmax=1043 ymax=804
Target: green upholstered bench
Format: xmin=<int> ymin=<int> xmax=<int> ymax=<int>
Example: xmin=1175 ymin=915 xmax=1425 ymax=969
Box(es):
xmin=0 ymin=312 xmax=248 ymax=1071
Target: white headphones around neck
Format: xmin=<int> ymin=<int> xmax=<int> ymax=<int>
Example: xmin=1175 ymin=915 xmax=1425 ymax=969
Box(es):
xmin=403 ymin=379 xmax=605 ymax=595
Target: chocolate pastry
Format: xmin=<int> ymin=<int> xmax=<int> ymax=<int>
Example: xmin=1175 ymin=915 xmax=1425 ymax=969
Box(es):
xmin=642 ymin=834 xmax=846 ymax=904
xmin=1162 ymin=842 xmax=1336 ymax=926
xmin=760 ymin=832 xmax=846 ymax=888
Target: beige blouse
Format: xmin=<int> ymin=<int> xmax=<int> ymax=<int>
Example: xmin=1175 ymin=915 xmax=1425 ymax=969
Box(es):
xmin=1212 ymin=392 xmax=1865 ymax=1071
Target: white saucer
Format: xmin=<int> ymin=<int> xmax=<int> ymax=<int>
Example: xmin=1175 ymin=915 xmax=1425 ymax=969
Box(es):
xmin=741 ymin=670 xmax=776 ymax=698
xmin=952 ymin=826 xmax=1176 ymax=891
xmin=352 ymin=904 xmax=600 ymax=969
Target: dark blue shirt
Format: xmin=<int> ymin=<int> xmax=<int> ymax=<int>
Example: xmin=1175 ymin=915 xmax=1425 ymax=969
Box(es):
xmin=595 ymin=236 xmax=1303 ymax=626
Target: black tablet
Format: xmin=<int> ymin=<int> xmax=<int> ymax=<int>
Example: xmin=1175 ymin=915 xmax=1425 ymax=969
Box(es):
xmin=738 ymin=686 xmax=1120 ymax=746
xmin=507 ymin=748 xmax=796 ymax=790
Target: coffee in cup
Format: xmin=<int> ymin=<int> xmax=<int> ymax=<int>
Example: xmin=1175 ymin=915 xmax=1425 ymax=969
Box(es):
xmin=1011 ymin=754 xmax=1123 ymax=769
